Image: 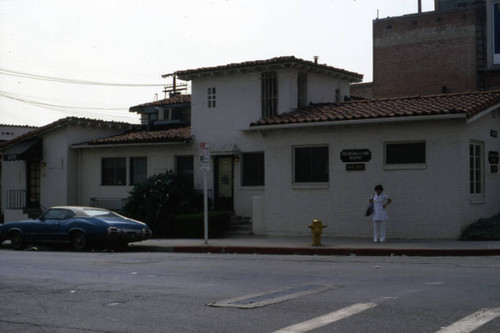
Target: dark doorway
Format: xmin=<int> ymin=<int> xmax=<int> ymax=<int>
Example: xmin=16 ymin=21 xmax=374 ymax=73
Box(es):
xmin=214 ymin=156 xmax=233 ymax=211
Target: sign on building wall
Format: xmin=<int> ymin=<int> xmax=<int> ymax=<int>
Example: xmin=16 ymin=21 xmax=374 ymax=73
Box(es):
xmin=489 ymin=151 xmax=499 ymax=164
xmin=340 ymin=149 xmax=371 ymax=163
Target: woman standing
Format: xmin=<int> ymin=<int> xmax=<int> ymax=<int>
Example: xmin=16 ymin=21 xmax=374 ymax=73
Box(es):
xmin=369 ymin=184 xmax=392 ymax=243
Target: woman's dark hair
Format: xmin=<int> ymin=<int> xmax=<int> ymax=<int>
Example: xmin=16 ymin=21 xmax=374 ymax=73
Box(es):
xmin=374 ymin=184 xmax=384 ymax=192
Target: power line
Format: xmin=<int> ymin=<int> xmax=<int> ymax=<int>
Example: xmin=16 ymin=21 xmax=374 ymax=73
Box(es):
xmin=0 ymin=68 xmax=167 ymax=87
xmin=0 ymin=90 xmax=138 ymax=120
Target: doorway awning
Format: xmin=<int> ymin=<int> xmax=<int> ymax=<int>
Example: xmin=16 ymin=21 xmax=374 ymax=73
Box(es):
xmin=210 ymin=143 xmax=240 ymax=155
xmin=3 ymin=139 xmax=42 ymax=161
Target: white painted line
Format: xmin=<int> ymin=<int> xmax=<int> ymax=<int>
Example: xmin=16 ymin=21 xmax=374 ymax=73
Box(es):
xmin=273 ymin=303 xmax=377 ymax=333
xmin=436 ymin=308 xmax=500 ymax=333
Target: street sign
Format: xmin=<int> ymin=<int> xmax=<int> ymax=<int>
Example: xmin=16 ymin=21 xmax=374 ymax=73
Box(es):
xmin=200 ymin=142 xmax=211 ymax=171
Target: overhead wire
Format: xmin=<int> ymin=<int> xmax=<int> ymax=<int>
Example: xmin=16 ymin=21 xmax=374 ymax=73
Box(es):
xmin=0 ymin=90 xmax=139 ymax=120
xmin=0 ymin=67 xmax=161 ymax=120
xmin=0 ymin=67 xmax=166 ymax=87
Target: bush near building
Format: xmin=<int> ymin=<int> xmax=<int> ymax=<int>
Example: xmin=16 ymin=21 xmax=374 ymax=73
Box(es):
xmin=460 ymin=213 xmax=500 ymax=241
xmin=124 ymin=170 xmax=227 ymax=237
xmin=169 ymin=212 xmax=230 ymax=238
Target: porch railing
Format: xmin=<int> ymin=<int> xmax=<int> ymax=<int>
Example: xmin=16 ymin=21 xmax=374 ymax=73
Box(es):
xmin=6 ymin=189 xmax=26 ymax=209
xmin=6 ymin=189 xmax=44 ymax=219
xmin=90 ymin=198 xmax=127 ymax=212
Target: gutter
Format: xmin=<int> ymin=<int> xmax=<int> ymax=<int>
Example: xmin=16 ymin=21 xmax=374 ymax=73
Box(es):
xmin=466 ymin=104 xmax=500 ymax=124
xmin=246 ymin=113 xmax=467 ymax=132
xmin=71 ymin=141 xmax=192 ymax=149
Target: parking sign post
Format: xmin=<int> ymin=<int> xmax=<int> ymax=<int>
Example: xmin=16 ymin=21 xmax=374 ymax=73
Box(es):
xmin=200 ymin=143 xmax=210 ymax=244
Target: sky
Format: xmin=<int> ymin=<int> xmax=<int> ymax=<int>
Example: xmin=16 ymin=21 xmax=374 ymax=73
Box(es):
xmin=0 ymin=0 xmax=434 ymax=127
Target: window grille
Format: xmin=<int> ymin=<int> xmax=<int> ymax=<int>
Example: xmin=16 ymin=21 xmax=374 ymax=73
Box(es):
xmin=261 ymin=71 xmax=277 ymax=118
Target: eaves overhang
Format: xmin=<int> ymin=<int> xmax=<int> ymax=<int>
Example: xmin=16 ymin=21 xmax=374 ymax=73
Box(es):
xmin=174 ymin=56 xmax=363 ymax=83
xmin=71 ymin=140 xmax=192 ymax=149
xmin=246 ymin=113 xmax=467 ymax=132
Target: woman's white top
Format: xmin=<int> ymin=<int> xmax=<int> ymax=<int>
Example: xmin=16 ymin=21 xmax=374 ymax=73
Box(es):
xmin=372 ymin=193 xmax=390 ymax=221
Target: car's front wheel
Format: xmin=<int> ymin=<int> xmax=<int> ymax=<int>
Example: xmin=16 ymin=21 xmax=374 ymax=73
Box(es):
xmin=71 ymin=231 xmax=87 ymax=251
xmin=10 ymin=231 xmax=25 ymax=250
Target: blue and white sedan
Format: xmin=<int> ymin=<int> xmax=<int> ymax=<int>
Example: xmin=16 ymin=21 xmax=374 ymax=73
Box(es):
xmin=0 ymin=206 xmax=152 ymax=251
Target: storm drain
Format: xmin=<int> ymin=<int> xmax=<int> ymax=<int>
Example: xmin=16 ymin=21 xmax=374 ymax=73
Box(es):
xmin=208 ymin=284 xmax=332 ymax=309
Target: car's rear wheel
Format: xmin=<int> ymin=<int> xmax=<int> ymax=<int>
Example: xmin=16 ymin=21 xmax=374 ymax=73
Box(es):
xmin=10 ymin=231 xmax=25 ymax=250
xmin=71 ymin=231 xmax=87 ymax=251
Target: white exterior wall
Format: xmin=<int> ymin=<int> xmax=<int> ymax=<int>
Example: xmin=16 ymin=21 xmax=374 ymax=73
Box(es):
xmin=461 ymin=110 xmax=500 ymax=226
xmin=77 ymin=143 xmax=194 ymax=207
xmin=261 ymin=115 xmax=500 ymax=239
xmin=190 ymin=73 xmax=265 ymax=217
xmin=307 ymin=72 xmax=351 ymax=104
xmin=1 ymin=160 xmax=27 ymax=221
xmin=189 ymin=69 xmax=353 ymax=218
xmin=2 ymin=124 xmax=125 ymax=222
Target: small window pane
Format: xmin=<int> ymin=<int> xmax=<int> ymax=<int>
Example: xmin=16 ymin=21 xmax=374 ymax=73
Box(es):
xmin=102 ymin=158 xmax=126 ymax=185
xmin=385 ymin=142 xmax=425 ymax=164
xmin=242 ymin=153 xmax=265 ymax=186
xmin=130 ymin=157 xmax=147 ymax=185
xmin=294 ymin=146 xmax=329 ymax=183
xmin=176 ymin=155 xmax=194 ymax=178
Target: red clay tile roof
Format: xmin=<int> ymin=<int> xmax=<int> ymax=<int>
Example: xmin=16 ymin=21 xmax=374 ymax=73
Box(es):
xmin=0 ymin=117 xmax=134 ymax=149
xmin=129 ymin=94 xmax=191 ymax=112
xmin=175 ymin=56 xmax=363 ymax=82
xmin=250 ymin=90 xmax=500 ymax=127
xmin=87 ymin=127 xmax=192 ymax=145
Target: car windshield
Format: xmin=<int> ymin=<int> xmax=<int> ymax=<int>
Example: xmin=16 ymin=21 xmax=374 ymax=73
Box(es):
xmin=83 ymin=209 xmax=119 ymax=218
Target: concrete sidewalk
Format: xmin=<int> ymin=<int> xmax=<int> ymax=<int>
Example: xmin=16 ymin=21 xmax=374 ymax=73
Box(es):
xmin=131 ymin=235 xmax=500 ymax=256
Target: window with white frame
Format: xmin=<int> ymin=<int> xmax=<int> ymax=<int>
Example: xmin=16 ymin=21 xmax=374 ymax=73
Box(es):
xmin=130 ymin=157 xmax=147 ymax=185
xmin=470 ymin=141 xmax=484 ymax=195
xmin=208 ymin=87 xmax=216 ymax=108
xmin=176 ymin=155 xmax=194 ymax=180
xmin=262 ymin=71 xmax=277 ymax=118
xmin=297 ymin=73 xmax=308 ymax=108
xmin=385 ymin=141 xmax=426 ymax=165
xmin=102 ymin=158 xmax=126 ymax=185
xmin=293 ymin=146 xmax=329 ymax=183
xmin=242 ymin=152 xmax=265 ymax=186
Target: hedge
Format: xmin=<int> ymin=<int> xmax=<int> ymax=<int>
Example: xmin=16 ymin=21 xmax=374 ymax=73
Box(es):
xmin=460 ymin=213 xmax=500 ymax=240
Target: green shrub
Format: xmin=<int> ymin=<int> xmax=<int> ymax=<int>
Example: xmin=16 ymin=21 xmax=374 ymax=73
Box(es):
xmin=123 ymin=170 xmax=204 ymax=237
xmin=460 ymin=213 xmax=500 ymax=240
xmin=169 ymin=212 xmax=230 ymax=238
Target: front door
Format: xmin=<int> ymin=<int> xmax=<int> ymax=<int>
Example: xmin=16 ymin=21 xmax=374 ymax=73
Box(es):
xmin=26 ymin=160 xmax=42 ymax=218
xmin=214 ymin=156 xmax=233 ymax=211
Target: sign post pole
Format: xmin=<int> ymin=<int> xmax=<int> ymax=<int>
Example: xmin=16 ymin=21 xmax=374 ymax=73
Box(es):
xmin=200 ymin=143 xmax=211 ymax=245
xmin=203 ymin=171 xmax=208 ymax=244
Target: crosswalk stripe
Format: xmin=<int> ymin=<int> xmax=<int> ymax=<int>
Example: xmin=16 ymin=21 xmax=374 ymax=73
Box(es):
xmin=436 ymin=308 xmax=500 ymax=333
xmin=273 ymin=303 xmax=377 ymax=333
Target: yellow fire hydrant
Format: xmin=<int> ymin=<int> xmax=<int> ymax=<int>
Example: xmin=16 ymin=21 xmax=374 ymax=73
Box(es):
xmin=309 ymin=219 xmax=327 ymax=246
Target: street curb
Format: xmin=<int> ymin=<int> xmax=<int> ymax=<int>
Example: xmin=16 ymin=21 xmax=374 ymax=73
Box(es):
xmin=135 ymin=245 xmax=500 ymax=256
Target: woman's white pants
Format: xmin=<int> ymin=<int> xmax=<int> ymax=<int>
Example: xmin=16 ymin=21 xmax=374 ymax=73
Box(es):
xmin=373 ymin=220 xmax=386 ymax=242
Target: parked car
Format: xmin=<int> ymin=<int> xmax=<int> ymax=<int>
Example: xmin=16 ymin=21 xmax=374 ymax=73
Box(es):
xmin=0 ymin=206 xmax=152 ymax=251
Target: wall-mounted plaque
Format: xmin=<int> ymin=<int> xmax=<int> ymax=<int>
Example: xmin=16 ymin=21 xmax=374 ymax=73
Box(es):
xmin=340 ymin=149 xmax=371 ymax=163
xmin=346 ymin=163 xmax=365 ymax=171
xmin=489 ymin=151 xmax=499 ymax=164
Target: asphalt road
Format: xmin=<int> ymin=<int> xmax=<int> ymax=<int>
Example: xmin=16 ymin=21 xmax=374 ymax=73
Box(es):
xmin=1 ymin=250 xmax=500 ymax=332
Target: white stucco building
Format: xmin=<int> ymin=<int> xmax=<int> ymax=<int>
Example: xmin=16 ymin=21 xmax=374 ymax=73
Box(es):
xmin=1 ymin=118 xmax=133 ymax=221
xmin=1 ymin=57 xmax=499 ymax=239
xmin=249 ymin=92 xmax=500 ymax=239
